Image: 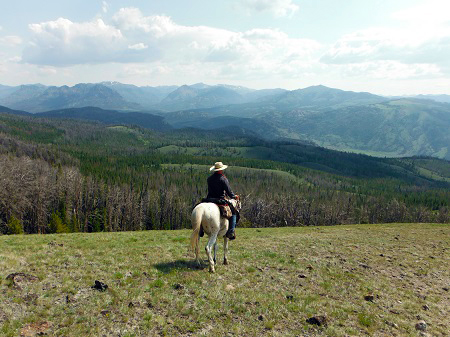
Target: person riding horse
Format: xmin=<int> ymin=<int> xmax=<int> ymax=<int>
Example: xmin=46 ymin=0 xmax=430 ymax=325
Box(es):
xmin=201 ymin=161 xmax=238 ymax=240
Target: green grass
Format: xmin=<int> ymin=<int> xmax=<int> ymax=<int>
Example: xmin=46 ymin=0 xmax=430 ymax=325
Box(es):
xmin=0 ymin=223 xmax=449 ymax=336
xmin=161 ymin=163 xmax=305 ymax=184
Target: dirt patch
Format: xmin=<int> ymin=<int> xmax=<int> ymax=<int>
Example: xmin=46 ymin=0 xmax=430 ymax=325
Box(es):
xmin=20 ymin=322 xmax=52 ymax=337
xmin=6 ymin=273 xmax=39 ymax=290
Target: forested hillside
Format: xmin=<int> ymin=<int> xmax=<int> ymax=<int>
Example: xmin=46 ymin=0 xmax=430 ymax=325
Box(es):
xmin=0 ymin=111 xmax=448 ymax=235
xmin=1 ymin=83 xmax=449 ymax=159
xmin=170 ymin=95 xmax=450 ymax=160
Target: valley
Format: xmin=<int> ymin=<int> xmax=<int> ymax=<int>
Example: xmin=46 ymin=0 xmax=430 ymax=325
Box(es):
xmin=1 ymin=82 xmax=448 ymax=160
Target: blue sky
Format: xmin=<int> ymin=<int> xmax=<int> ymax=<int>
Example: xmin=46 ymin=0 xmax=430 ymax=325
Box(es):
xmin=1 ymin=0 xmax=449 ymax=95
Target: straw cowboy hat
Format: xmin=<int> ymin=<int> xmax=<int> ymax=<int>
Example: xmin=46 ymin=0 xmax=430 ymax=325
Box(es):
xmin=210 ymin=161 xmax=228 ymax=171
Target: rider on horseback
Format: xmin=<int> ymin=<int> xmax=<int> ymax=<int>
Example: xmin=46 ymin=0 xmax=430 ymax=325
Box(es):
xmin=204 ymin=161 xmax=238 ymax=240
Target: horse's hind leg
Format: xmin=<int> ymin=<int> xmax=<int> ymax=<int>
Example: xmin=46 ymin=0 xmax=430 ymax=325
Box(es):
xmin=213 ymin=241 xmax=218 ymax=265
xmin=223 ymin=237 xmax=229 ymax=265
xmin=195 ymin=236 xmax=201 ymax=266
xmin=205 ymin=233 xmax=218 ymax=273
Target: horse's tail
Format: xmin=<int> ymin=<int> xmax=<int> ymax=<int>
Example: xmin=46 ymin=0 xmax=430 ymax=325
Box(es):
xmin=190 ymin=206 xmax=202 ymax=257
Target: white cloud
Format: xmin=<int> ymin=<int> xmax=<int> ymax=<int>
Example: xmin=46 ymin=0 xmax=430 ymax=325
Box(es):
xmin=391 ymin=0 xmax=450 ymax=25
xmin=238 ymin=0 xmax=299 ymax=17
xmin=128 ymin=43 xmax=148 ymax=50
xmin=117 ymin=64 xmax=171 ymax=78
xmin=320 ymin=15 xmax=450 ymax=76
xmin=340 ymin=61 xmax=442 ymax=80
xmin=102 ymin=1 xmax=109 ymax=14
xmin=0 ymin=35 xmax=23 ymax=46
xmin=16 ymin=3 xmax=449 ymax=92
xmin=21 ymin=7 xmax=320 ymax=82
xmin=22 ymin=17 xmax=160 ymax=65
xmin=37 ymin=66 xmax=58 ymax=76
xmin=8 ymin=56 xmax=22 ymax=63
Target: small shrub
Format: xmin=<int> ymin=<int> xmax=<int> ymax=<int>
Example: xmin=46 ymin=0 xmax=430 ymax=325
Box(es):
xmin=6 ymin=216 xmax=23 ymax=235
xmin=48 ymin=213 xmax=69 ymax=233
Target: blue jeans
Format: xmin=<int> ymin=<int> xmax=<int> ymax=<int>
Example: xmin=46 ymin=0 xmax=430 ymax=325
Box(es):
xmin=228 ymin=214 xmax=237 ymax=233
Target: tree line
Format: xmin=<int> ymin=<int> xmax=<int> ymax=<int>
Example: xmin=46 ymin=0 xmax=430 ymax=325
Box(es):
xmin=1 ymin=151 xmax=448 ymax=235
xmin=0 ymin=114 xmax=449 ymax=234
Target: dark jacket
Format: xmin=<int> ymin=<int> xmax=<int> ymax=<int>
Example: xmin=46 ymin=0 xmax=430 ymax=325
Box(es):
xmin=207 ymin=172 xmax=235 ymax=199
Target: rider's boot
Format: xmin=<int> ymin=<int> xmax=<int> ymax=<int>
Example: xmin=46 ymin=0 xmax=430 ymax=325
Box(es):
xmin=226 ymin=214 xmax=237 ymax=240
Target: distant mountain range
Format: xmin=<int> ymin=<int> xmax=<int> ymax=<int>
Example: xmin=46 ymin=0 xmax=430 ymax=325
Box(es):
xmin=412 ymin=94 xmax=450 ymax=103
xmin=0 ymin=82 xmax=288 ymax=112
xmin=0 ymin=82 xmax=449 ymax=159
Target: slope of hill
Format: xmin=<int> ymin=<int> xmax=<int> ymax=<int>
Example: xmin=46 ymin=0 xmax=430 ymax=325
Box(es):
xmin=165 ymin=111 xmax=282 ymax=139
xmin=168 ymin=96 xmax=450 ymax=160
xmin=157 ymin=85 xmax=245 ymax=111
xmin=101 ymin=81 xmax=178 ymax=108
xmin=1 ymin=112 xmax=449 ymax=240
xmin=414 ymin=94 xmax=450 ymax=103
xmin=163 ymin=85 xmax=388 ymax=124
xmin=0 ymin=84 xmax=48 ymax=108
xmin=0 ymin=105 xmax=31 ymax=116
xmin=258 ymin=85 xmax=386 ymax=109
xmin=399 ymin=157 xmax=450 ymax=182
xmin=291 ymin=99 xmax=450 ymax=159
xmin=1 ymin=82 xmax=449 ymax=160
xmin=0 ymin=84 xmax=19 ymax=99
xmin=1 ymin=84 xmax=142 ymax=112
xmin=242 ymin=87 xmax=288 ymax=102
xmin=37 ymin=106 xmax=172 ymax=131
xmin=1 ymin=224 xmax=448 ymax=336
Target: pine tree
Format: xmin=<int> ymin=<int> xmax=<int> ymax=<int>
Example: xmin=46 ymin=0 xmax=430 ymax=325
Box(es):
xmin=7 ymin=216 xmax=24 ymax=235
xmin=48 ymin=212 xmax=68 ymax=234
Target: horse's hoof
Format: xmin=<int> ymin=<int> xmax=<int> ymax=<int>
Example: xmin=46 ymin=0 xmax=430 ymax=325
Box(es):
xmin=223 ymin=259 xmax=228 ymax=265
xmin=209 ymin=267 xmax=215 ymax=273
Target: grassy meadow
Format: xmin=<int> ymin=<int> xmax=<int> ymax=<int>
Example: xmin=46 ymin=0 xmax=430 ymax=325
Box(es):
xmin=0 ymin=223 xmax=449 ymax=336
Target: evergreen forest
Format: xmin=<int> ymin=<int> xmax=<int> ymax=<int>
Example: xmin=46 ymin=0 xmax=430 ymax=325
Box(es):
xmin=0 ymin=112 xmax=449 ymax=235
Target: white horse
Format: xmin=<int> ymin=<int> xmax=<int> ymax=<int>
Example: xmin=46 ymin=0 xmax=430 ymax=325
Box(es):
xmin=190 ymin=198 xmax=241 ymax=273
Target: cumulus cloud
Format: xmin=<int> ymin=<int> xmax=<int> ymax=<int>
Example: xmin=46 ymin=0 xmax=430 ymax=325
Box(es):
xmin=341 ymin=61 xmax=442 ymax=80
xmin=0 ymin=35 xmax=23 ymax=46
xmin=102 ymin=1 xmax=109 ymax=14
xmin=37 ymin=66 xmax=58 ymax=76
xmin=8 ymin=56 xmax=22 ymax=63
xmin=391 ymin=0 xmax=450 ymax=25
xmin=237 ymin=0 xmax=299 ymax=17
xmin=22 ymin=7 xmax=320 ymax=81
xmin=128 ymin=43 xmax=148 ymax=50
xmin=320 ymin=15 xmax=450 ymax=77
xmin=22 ymin=17 xmax=161 ymax=65
xmin=117 ymin=64 xmax=171 ymax=78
